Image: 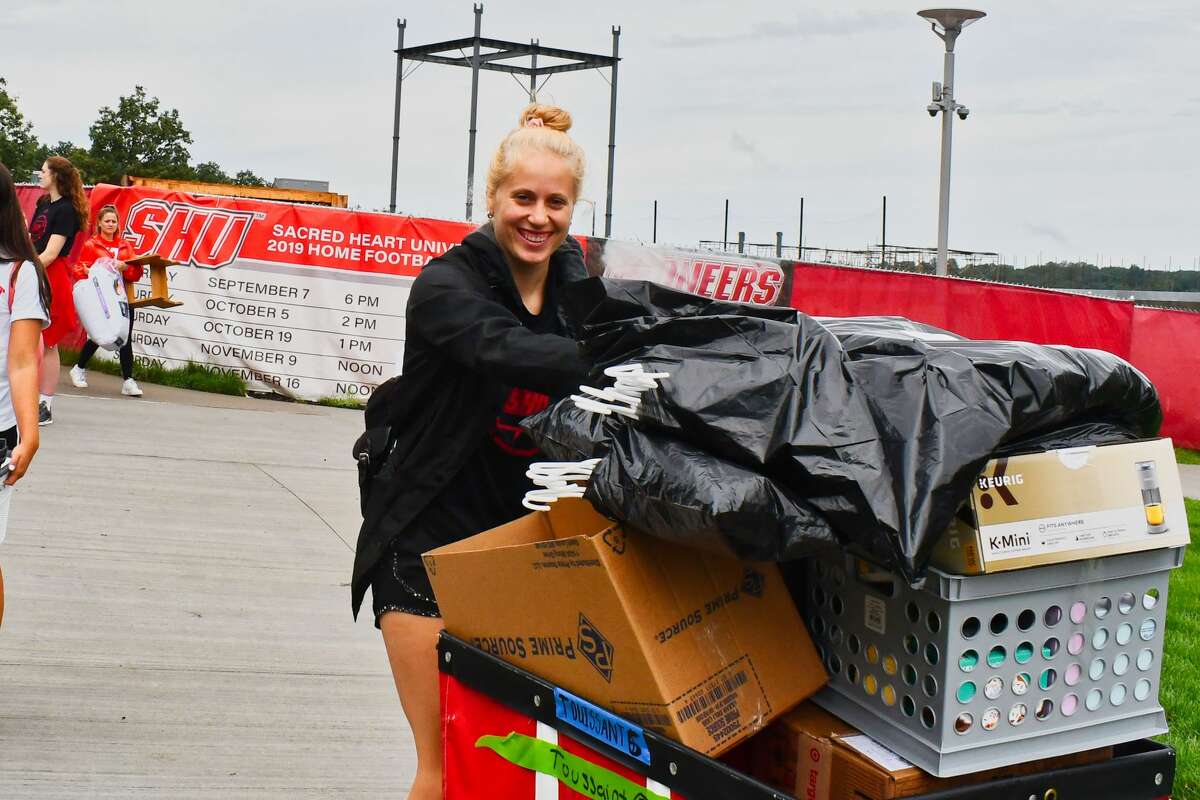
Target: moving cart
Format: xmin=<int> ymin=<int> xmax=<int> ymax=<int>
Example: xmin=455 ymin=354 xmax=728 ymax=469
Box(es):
xmin=439 ymin=633 xmax=1176 ymax=800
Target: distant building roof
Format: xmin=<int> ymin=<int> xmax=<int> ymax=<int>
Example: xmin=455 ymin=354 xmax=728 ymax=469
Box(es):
xmin=273 ymin=178 xmax=330 ymax=193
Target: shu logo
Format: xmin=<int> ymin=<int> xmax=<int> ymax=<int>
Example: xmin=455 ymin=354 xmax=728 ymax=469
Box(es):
xmin=124 ymin=198 xmax=263 ymax=269
xmin=741 ymin=567 xmax=765 ymax=599
xmin=578 ymin=613 xmax=614 ymax=683
xmin=421 ymin=555 xmax=437 ymax=576
xmin=977 ymin=458 xmax=1021 ymax=510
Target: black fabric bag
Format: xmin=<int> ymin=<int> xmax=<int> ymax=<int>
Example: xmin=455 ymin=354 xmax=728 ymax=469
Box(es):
xmin=523 ymin=278 xmax=1161 ymax=582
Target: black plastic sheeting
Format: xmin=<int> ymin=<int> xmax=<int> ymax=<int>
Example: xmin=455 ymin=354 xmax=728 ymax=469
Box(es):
xmin=523 ymin=278 xmax=1161 ymax=582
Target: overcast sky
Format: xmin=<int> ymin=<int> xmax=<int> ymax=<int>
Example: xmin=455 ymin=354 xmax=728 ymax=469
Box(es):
xmin=7 ymin=1 xmax=1199 ymax=268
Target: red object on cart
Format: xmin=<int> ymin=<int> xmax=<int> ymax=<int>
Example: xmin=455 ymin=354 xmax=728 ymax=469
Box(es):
xmin=444 ymin=673 xmax=684 ymax=800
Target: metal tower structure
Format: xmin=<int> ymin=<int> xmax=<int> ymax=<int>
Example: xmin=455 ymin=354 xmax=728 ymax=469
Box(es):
xmin=389 ymin=5 xmax=621 ymax=236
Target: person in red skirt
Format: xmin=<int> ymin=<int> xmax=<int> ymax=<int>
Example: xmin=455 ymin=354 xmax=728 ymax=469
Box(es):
xmin=28 ymin=156 xmax=88 ymax=425
xmin=68 ymin=204 xmax=144 ymax=397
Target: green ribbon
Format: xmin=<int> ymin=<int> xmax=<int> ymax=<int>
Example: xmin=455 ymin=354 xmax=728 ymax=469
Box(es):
xmin=476 ymin=732 xmax=669 ymax=800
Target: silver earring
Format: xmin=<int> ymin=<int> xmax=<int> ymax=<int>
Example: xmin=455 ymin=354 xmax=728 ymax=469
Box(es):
xmin=487 ymin=211 xmax=494 ymax=219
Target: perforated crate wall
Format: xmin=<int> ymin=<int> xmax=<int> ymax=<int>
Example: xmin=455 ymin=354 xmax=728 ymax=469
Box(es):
xmin=805 ymin=547 xmax=1182 ymax=777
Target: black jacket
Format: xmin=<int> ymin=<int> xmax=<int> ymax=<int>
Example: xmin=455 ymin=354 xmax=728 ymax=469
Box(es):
xmin=351 ymin=227 xmax=591 ymax=617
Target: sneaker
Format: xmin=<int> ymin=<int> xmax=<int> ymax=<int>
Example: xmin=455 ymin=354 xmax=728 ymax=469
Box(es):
xmin=69 ymin=365 xmax=88 ymax=388
xmin=121 ymin=379 xmax=144 ymax=397
xmin=38 ymin=401 xmax=52 ymax=426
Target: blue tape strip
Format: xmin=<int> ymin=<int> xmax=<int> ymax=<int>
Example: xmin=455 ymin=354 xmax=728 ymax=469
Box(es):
xmin=553 ymin=687 xmax=652 ymax=766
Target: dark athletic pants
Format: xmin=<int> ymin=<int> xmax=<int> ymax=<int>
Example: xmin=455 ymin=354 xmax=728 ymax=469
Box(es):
xmin=77 ymin=314 xmax=135 ymax=380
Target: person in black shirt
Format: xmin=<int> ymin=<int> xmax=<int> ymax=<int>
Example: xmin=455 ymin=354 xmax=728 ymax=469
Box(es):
xmin=356 ymin=103 xmax=592 ymax=800
xmin=28 ymin=156 xmax=88 ymax=425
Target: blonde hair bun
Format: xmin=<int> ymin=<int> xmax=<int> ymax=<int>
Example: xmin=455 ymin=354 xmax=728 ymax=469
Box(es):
xmin=519 ymin=103 xmax=572 ymax=133
xmin=486 ymin=103 xmax=586 ymax=203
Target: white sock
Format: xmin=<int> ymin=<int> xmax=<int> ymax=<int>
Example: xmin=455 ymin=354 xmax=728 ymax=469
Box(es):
xmin=40 ymin=394 xmax=52 ymax=408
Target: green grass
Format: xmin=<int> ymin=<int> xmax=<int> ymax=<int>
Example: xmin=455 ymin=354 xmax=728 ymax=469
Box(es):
xmin=1177 ymin=447 xmax=1200 ymax=466
xmin=1161 ymin=498 xmax=1200 ymax=797
xmin=315 ymin=396 xmax=365 ymax=410
xmin=59 ymin=347 xmax=246 ymax=397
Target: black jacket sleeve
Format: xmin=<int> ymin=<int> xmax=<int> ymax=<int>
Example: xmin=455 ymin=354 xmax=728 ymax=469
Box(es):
xmin=406 ymin=264 xmax=591 ymax=397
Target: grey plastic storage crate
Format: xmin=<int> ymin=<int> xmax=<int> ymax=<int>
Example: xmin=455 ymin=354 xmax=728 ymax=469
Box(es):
xmin=805 ymin=546 xmax=1183 ymax=778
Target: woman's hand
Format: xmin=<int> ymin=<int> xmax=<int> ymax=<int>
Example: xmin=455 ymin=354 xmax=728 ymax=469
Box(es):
xmin=5 ymin=439 xmax=37 ymax=486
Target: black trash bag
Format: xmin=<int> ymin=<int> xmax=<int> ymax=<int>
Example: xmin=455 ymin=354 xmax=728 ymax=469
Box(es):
xmin=523 ymin=400 xmax=620 ymax=462
xmin=582 ymin=424 xmax=842 ymax=562
xmin=524 ymin=278 xmax=1161 ymax=581
xmin=994 ymin=421 xmax=1144 ymax=457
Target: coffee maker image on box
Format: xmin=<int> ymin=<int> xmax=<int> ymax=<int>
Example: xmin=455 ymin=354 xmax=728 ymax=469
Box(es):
xmin=1137 ymin=460 xmax=1169 ymax=534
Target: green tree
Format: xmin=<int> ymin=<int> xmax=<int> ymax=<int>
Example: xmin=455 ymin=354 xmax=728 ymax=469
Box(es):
xmin=192 ymin=161 xmax=231 ymax=183
xmin=232 ymin=169 xmax=267 ymax=187
xmin=87 ymin=86 xmax=193 ymax=184
xmin=0 ymin=77 xmax=44 ymax=180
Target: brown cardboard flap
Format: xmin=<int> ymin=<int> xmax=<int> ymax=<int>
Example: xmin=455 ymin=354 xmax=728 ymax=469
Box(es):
xmin=543 ymin=498 xmax=620 ymax=540
xmin=426 ymin=499 xmax=619 ymax=559
xmin=780 ymin=702 xmax=856 ymax=739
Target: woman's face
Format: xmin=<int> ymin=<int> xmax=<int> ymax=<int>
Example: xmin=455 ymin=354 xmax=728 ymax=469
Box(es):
xmin=38 ymin=162 xmax=53 ymax=191
xmin=98 ymin=213 xmax=119 ymax=238
xmin=489 ymin=150 xmax=575 ymax=272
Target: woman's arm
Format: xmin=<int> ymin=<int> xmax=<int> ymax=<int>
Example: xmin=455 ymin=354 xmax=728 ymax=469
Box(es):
xmin=407 ymin=268 xmax=590 ymax=396
xmin=6 ymin=318 xmax=41 ymax=485
xmin=38 ymin=234 xmax=66 ymax=267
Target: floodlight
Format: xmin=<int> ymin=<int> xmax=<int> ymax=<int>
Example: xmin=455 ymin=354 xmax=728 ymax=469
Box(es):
xmin=917 ymin=8 xmax=986 ymax=34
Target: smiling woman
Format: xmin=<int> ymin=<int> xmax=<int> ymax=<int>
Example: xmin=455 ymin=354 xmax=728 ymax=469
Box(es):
xmin=351 ymin=103 xmax=594 ymax=800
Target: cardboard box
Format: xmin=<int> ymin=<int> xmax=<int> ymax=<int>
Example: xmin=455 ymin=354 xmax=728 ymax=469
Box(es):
xmin=749 ymin=702 xmax=854 ymax=800
xmin=423 ymin=499 xmax=826 ymax=756
xmin=750 ymin=702 xmax=1112 ymax=800
xmin=931 ymin=438 xmax=1189 ymax=575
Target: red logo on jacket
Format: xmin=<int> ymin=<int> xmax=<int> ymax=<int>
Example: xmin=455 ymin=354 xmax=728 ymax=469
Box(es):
xmin=491 ymin=388 xmax=550 ymax=456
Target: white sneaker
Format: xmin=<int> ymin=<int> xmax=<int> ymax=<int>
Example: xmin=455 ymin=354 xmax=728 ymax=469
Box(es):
xmin=69 ymin=365 xmax=88 ymax=388
xmin=121 ymin=379 xmax=144 ymax=397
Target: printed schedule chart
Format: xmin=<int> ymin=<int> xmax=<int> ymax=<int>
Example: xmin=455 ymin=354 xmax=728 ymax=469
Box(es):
xmin=124 ymin=260 xmax=411 ymax=401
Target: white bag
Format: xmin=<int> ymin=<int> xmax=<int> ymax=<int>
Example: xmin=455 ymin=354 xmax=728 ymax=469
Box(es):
xmin=72 ymin=258 xmax=130 ymax=351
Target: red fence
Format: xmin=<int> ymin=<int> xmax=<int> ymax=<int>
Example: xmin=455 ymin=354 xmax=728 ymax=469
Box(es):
xmin=788 ymin=261 xmax=1200 ymax=448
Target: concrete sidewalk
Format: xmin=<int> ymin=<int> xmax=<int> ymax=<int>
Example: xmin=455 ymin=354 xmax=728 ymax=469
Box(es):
xmin=1180 ymin=463 xmax=1200 ymax=500
xmin=0 ymin=371 xmax=410 ymax=798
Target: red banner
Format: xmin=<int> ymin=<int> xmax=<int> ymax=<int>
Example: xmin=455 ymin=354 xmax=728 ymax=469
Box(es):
xmin=88 ymin=184 xmax=475 ymax=277
xmin=789 ymin=262 xmax=1135 ymax=357
xmin=1130 ymin=306 xmax=1200 ymax=446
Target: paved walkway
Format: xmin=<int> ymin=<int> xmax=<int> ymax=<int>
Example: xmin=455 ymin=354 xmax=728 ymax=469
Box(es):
xmin=1179 ymin=463 xmax=1200 ymax=501
xmin=0 ymin=369 xmax=409 ymax=798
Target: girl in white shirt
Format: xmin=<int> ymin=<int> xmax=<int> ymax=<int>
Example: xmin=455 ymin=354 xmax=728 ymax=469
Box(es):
xmin=0 ymin=162 xmax=51 ymax=481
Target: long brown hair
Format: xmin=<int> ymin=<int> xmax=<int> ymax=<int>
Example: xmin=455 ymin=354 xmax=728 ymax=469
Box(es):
xmin=44 ymin=155 xmax=89 ymax=232
xmin=0 ymin=163 xmax=52 ymax=312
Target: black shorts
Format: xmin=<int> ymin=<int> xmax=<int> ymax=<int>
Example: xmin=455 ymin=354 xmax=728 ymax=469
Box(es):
xmin=369 ymin=542 xmax=441 ymax=628
xmin=1 ymin=426 xmax=16 ymax=450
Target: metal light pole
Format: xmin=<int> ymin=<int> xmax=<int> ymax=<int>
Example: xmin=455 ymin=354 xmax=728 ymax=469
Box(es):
xmin=918 ymin=8 xmax=985 ymax=276
xmin=388 ymin=18 xmax=406 ymax=213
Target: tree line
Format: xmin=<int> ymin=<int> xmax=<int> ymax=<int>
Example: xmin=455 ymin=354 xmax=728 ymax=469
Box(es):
xmin=886 ymin=259 xmax=1200 ymax=293
xmin=0 ymin=78 xmax=266 ymax=188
